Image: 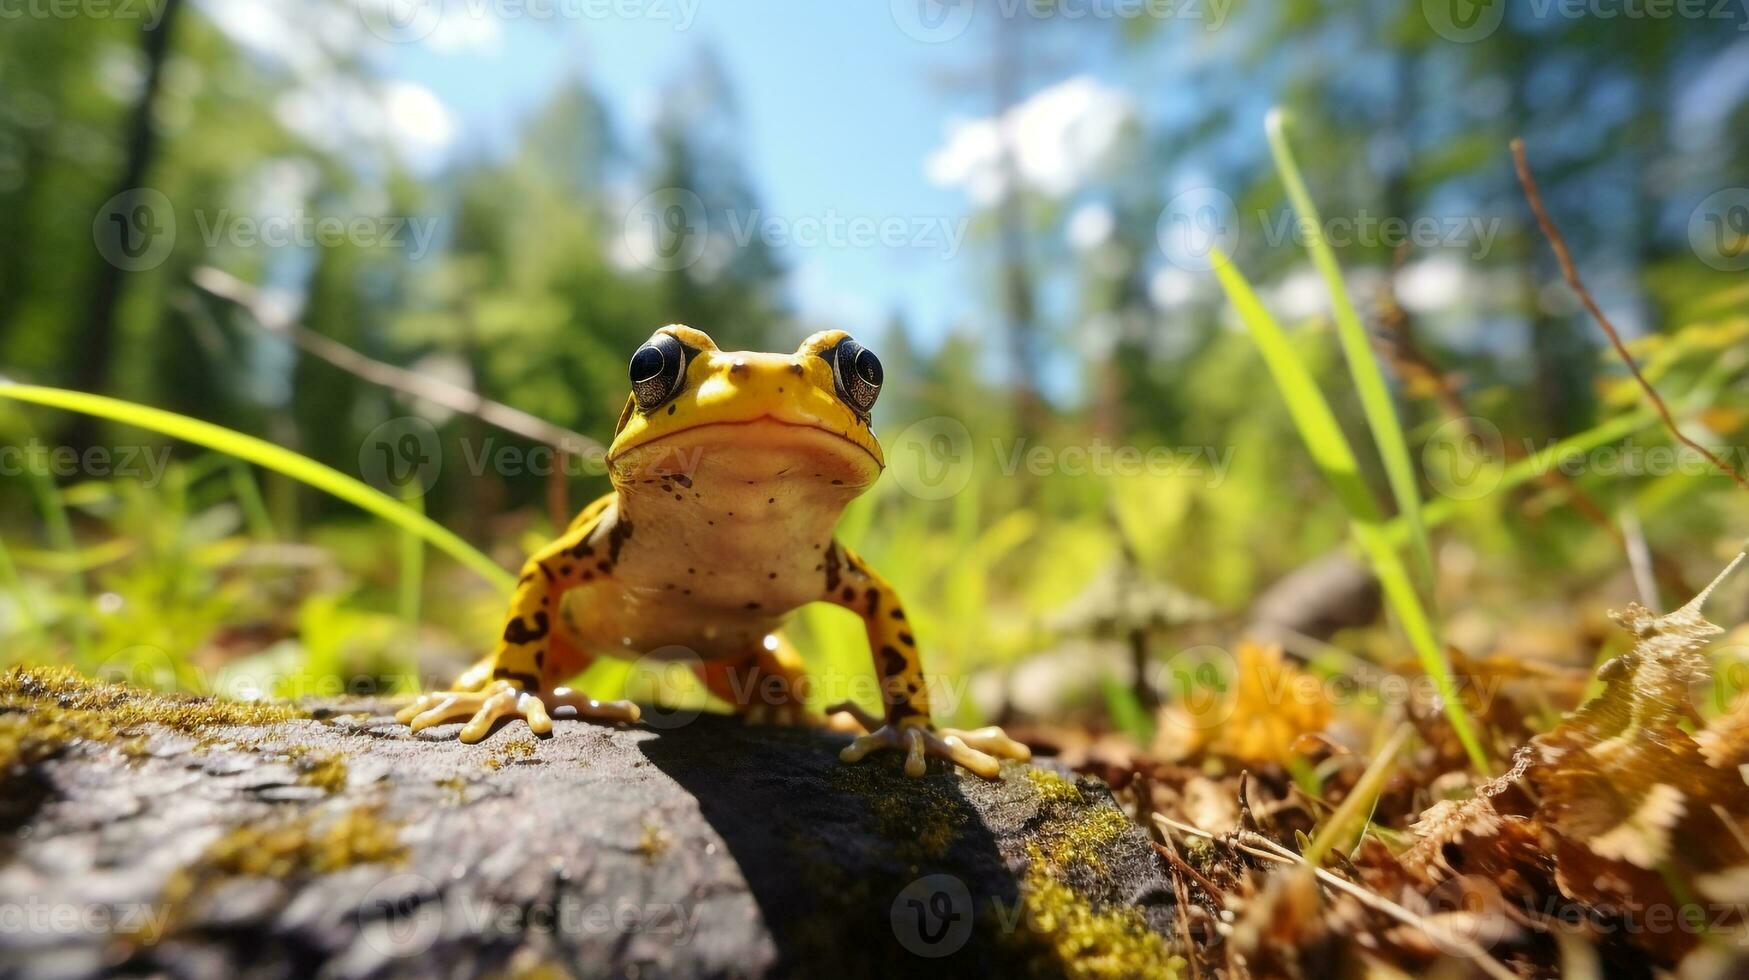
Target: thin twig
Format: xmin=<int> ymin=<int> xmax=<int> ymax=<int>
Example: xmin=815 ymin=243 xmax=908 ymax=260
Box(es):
xmin=191 ymin=267 xmax=604 ymax=457
xmin=1511 ymin=139 xmax=1749 ymax=493
xmin=1620 ymin=509 xmax=1659 ymax=607
xmin=1151 ymin=841 xmax=1227 ymax=904
xmin=1152 ymin=814 xmax=1520 ymax=980
xmin=1148 ymin=795 xmax=1209 ymax=980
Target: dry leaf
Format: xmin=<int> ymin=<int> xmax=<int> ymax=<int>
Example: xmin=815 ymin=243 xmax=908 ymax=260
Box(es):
xmin=1155 ymin=642 xmax=1333 ymax=765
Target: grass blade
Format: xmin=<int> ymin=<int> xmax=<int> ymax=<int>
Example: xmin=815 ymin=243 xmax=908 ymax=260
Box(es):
xmin=398 ymin=483 xmax=425 ymax=626
xmin=1099 ymin=673 xmax=1155 ymax=746
xmin=20 ymin=437 xmax=91 ymax=658
xmin=1411 ymin=409 xmax=1658 ymax=534
xmin=225 ymin=457 xmax=276 ymax=541
xmin=0 ymin=384 xmax=514 ymax=594
xmin=1210 ymin=253 xmax=1491 ymax=773
xmin=1304 ymin=722 xmax=1411 ymax=864
xmin=0 ymin=525 xmax=40 ymax=639
xmin=1266 ymin=109 xmax=1437 ymax=603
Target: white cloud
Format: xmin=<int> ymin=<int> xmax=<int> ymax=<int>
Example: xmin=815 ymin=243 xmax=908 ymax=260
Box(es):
xmin=198 ymin=0 xmax=355 ymax=74
xmin=424 ymin=4 xmax=506 ymax=54
xmin=1270 ymin=267 xmax=1327 ymax=321
xmin=273 ymin=77 xmax=458 ymax=173
xmin=1148 ymin=266 xmax=1198 ymax=310
xmin=1066 ymin=202 xmax=1115 ymax=251
xmin=383 ymin=81 xmax=459 ymax=166
xmin=203 ymin=0 xmax=461 ymax=172
xmin=1395 ymin=255 xmax=1470 ymax=315
xmin=927 ymin=76 xmax=1135 ymax=207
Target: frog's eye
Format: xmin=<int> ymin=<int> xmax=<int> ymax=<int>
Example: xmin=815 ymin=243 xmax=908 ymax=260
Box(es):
xmin=630 ymin=333 xmax=687 ymax=410
xmin=830 ymin=338 xmax=882 ymax=417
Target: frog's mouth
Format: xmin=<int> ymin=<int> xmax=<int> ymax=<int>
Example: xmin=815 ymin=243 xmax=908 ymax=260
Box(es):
xmin=608 ymin=415 xmax=882 ymax=487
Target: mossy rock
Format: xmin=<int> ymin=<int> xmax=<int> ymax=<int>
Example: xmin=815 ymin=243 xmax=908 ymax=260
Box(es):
xmin=0 ymin=669 xmax=1174 ymax=979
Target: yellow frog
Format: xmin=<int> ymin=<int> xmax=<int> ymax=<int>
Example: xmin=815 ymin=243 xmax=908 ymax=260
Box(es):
xmin=395 ymin=326 xmax=1029 ymax=779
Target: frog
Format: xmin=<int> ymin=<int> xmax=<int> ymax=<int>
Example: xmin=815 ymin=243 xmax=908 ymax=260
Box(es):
xmin=394 ymin=325 xmax=1030 ymax=779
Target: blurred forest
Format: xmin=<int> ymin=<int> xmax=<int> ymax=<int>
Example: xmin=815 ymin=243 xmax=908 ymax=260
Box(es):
xmin=2 ymin=0 xmax=1748 ymax=735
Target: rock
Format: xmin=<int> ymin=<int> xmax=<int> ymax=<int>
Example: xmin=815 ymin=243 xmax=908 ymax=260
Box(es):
xmin=0 ymin=671 xmax=1175 ymax=979
xmin=1248 ymin=551 xmax=1381 ymax=643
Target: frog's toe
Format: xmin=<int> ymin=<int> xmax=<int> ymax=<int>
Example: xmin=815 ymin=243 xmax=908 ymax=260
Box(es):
xmin=824 ymin=701 xmax=881 ymax=733
xmin=394 ymin=693 xmax=442 ymax=725
xmin=457 ymin=686 xmax=521 ymax=743
xmin=451 ymin=684 xmax=640 ymax=742
xmin=937 ymin=725 xmax=1032 ymax=764
xmin=545 ymin=686 xmax=641 ymax=723
xmin=407 ymin=692 xmax=489 ymax=733
xmin=397 ymin=682 xmax=639 ymax=741
xmin=836 ymin=718 xmax=1021 ymax=780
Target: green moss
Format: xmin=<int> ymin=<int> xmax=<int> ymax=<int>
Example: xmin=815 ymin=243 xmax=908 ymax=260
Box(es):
xmin=0 ymin=666 xmax=303 ymax=789
xmin=202 ymin=806 xmax=405 ymax=877
xmin=1027 ymin=767 xmax=1087 ymax=807
xmin=637 ymin=822 xmax=670 ymax=862
xmin=1000 ymin=864 xmax=1177 ymax=980
xmin=829 ymin=755 xmax=969 ymax=861
xmin=292 ymin=751 xmax=349 ymax=794
xmin=779 ymin=758 xmax=1175 ymax=977
xmin=782 ymin=831 xmax=885 ymax=972
xmin=503 ymin=962 xmax=579 ymax=980
xmin=485 ymin=736 xmax=538 ymax=770
xmin=995 ymin=769 xmax=1174 ymax=978
xmin=1024 ymin=769 xmax=1133 ymax=874
xmin=145 ymin=805 xmax=406 ymax=944
xmin=435 ymin=775 xmax=468 ymax=802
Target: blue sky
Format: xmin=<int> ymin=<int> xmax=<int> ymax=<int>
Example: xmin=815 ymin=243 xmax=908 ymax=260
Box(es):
xmin=201 ymin=0 xmax=1749 ymax=404
xmin=370 ymin=2 xmax=1130 ymax=352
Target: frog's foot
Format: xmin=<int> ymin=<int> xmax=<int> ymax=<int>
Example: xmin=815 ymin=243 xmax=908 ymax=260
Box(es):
xmin=826 ymin=702 xmax=1031 ymax=779
xmin=394 ymin=680 xmax=641 ymax=743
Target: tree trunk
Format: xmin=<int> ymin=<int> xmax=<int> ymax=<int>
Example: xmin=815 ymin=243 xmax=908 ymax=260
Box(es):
xmin=65 ymin=0 xmax=183 ymax=446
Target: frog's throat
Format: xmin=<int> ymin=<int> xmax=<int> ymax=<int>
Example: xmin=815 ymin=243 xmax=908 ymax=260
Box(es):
xmin=605 ymin=415 xmax=884 ymax=474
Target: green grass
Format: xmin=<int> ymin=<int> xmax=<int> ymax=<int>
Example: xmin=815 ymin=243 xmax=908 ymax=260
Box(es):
xmin=1303 ymin=722 xmax=1410 ymax=864
xmin=0 ymin=384 xmax=514 ymax=595
xmin=1209 ymin=243 xmax=1492 ymax=774
xmin=1267 ymin=109 xmax=1436 ymax=605
xmin=18 ymin=426 xmax=91 ymax=658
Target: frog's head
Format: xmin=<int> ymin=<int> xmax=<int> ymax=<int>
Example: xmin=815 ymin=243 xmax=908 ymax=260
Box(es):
xmin=606 ymin=325 xmax=886 ymax=492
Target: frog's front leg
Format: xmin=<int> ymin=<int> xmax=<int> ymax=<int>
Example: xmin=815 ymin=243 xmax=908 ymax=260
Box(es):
xmin=819 ymin=542 xmax=1030 ymax=779
xmin=394 ymin=508 xmax=640 ymax=742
